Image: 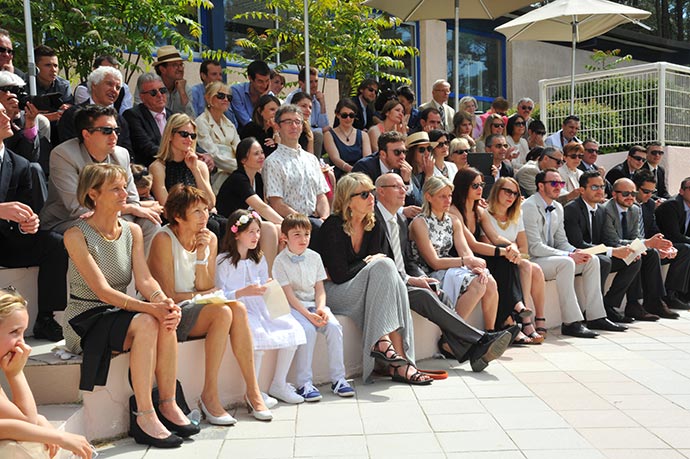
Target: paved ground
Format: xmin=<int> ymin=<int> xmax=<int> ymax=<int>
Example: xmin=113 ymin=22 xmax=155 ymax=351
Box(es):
xmin=95 ymin=312 xmax=690 ymax=459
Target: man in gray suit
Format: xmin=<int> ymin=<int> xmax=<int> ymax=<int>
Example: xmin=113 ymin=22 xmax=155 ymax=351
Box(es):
xmin=419 ymin=80 xmax=455 ymax=131
xmin=522 ymin=168 xmax=627 ymax=337
xmin=374 ymin=172 xmax=511 ymax=371
xmin=40 ymin=105 xmax=161 ymax=248
xmin=601 ymin=178 xmax=678 ymax=320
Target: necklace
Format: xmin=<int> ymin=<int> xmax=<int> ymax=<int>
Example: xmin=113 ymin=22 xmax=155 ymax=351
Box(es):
xmin=490 ymin=211 xmax=511 ymax=230
xmin=93 ymin=221 xmax=121 ymax=242
xmin=340 ymin=126 xmax=355 ymax=142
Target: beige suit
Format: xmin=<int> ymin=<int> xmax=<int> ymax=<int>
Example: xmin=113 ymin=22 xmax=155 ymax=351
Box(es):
xmin=195 ymin=110 xmax=240 ymax=193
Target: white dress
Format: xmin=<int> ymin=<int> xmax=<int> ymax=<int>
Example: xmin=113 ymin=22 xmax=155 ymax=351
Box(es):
xmin=216 ymin=256 xmax=306 ymax=350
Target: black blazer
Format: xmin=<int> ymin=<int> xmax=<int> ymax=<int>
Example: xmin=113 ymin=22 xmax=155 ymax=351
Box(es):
xmin=605 ymin=160 xmax=635 ymax=186
xmin=641 ymin=162 xmax=671 ymax=199
xmin=57 ymin=102 xmax=132 ymax=155
xmin=0 ymin=148 xmax=34 ymax=237
xmin=578 ymin=162 xmax=613 ymax=196
xmin=655 ymin=194 xmax=690 ymax=244
xmin=123 ymin=103 xmax=172 ymax=166
xmin=352 ymin=152 xmax=383 ymax=182
xmin=563 ymin=197 xmax=605 ymax=248
xmin=375 ymin=205 xmax=425 ymax=278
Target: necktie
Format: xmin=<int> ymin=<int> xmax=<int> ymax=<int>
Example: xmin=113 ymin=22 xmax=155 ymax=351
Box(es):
xmin=685 ymin=209 xmax=690 ymax=236
xmin=154 ymin=112 xmax=166 ymax=136
xmin=589 ymin=210 xmax=596 ymax=243
xmin=388 ymin=216 xmax=406 ymax=274
xmin=621 ymin=211 xmax=629 ymax=239
xmin=289 ymin=254 xmax=305 ymax=264
xmin=439 ymin=105 xmax=447 ymax=130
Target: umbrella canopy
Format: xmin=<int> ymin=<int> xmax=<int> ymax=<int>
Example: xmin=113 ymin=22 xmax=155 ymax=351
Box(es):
xmin=495 ymin=0 xmax=651 ymax=113
xmin=363 ymin=0 xmax=535 ymax=106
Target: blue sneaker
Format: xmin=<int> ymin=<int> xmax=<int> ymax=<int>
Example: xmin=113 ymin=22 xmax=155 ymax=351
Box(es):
xmin=331 ymin=378 xmax=355 ymax=397
xmin=297 ymin=382 xmax=322 ymax=402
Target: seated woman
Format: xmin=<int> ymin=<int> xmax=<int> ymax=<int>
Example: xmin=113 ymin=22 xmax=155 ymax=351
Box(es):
xmin=318 ymin=173 xmax=431 ymax=385
xmin=475 ymin=113 xmax=505 ymax=153
xmin=452 ymin=110 xmax=477 ymax=152
xmin=458 ymin=95 xmax=482 ymax=139
xmin=216 ymin=137 xmax=282 ymax=269
xmin=448 ymin=137 xmax=471 ymax=172
xmin=558 ymin=141 xmax=584 ymax=204
xmin=396 ymin=85 xmax=420 ymax=132
xmin=485 ymin=177 xmax=547 ymax=339
xmin=367 ymin=99 xmax=407 ymax=152
xmin=409 ymin=175 xmax=499 ymax=331
xmin=63 ymin=164 xmax=195 ymax=448
xmin=449 ymin=168 xmax=541 ymax=344
xmin=506 ymin=115 xmax=530 ymax=169
xmin=324 ymin=99 xmax=372 ymax=180
xmin=428 ymin=129 xmax=457 ymax=180
xmin=239 ymin=95 xmax=281 ymax=157
xmin=404 ymin=131 xmax=436 ymax=207
xmin=195 ymin=81 xmax=241 ymax=194
xmin=150 ymin=113 xmax=225 ymax=238
xmin=0 ymin=288 xmax=93 ymax=459
xmin=148 ymin=185 xmax=272 ymax=423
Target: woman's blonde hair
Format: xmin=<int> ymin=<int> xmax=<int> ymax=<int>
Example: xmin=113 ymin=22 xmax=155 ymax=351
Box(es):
xmin=332 ymin=172 xmax=376 ymax=235
xmin=480 ymin=113 xmax=503 ymax=141
xmin=487 ymin=177 xmax=522 ymax=226
xmin=156 ymin=113 xmax=197 ymax=162
xmin=204 ymin=81 xmax=230 ymax=109
xmin=0 ymin=287 xmax=27 ymax=321
xmin=77 ymin=163 xmax=128 ymax=210
xmin=422 ymin=175 xmax=453 ymax=217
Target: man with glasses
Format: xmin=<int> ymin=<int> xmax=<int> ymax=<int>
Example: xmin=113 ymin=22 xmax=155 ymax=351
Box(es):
xmin=602 ymin=178 xmax=680 ymax=320
xmin=641 ymin=142 xmax=670 ymax=200
xmin=419 ymin=80 xmax=455 ymax=131
xmin=606 ymin=145 xmax=647 ymax=185
xmin=344 ymin=78 xmax=378 ymax=131
xmin=190 ymin=59 xmax=238 ymax=128
xmin=231 ymin=60 xmax=272 ymax=128
xmin=635 ymin=171 xmax=690 ymax=311
xmin=263 ymin=105 xmax=330 ymax=240
xmin=545 ymin=115 xmax=581 ymax=149
xmin=40 ymin=105 xmax=161 ymax=248
xmin=564 ymin=171 xmax=640 ymax=324
xmin=123 ymin=73 xmax=173 ymax=166
xmin=579 ymin=138 xmax=612 ymax=197
xmin=522 ymin=168 xmax=624 ymax=338
xmin=0 ymin=28 xmax=25 ymax=78
xmin=153 ymin=45 xmax=195 ymax=118
xmin=515 ymin=146 xmax=564 ymax=197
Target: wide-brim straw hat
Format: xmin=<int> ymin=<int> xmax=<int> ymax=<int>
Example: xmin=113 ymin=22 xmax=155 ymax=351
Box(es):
xmin=406 ymin=131 xmax=437 ymax=149
xmin=154 ymin=45 xmax=183 ymax=67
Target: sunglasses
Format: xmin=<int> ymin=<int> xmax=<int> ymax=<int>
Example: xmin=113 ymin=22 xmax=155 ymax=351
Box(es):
xmin=588 ymin=184 xmax=605 ymax=191
xmin=0 ymin=85 xmax=21 ymax=94
xmin=471 ymin=182 xmax=486 ymax=189
xmin=514 ymin=121 xmax=526 ymax=126
xmin=435 ymin=141 xmax=450 ymax=147
xmin=584 ymin=148 xmax=600 ymax=154
xmin=649 ymin=150 xmax=664 ymax=156
xmin=175 ymin=130 xmax=197 ymax=139
xmin=390 ymin=148 xmax=408 ymax=156
xmin=215 ymin=92 xmax=232 ymax=101
xmin=453 ymin=149 xmax=470 ymax=155
xmin=491 ymin=143 xmax=509 ymax=149
xmin=350 ymin=189 xmax=374 ymax=199
xmin=533 ymin=130 xmax=546 ymax=136
xmin=614 ymin=190 xmax=635 ymax=197
xmin=0 ymin=46 xmax=14 ymax=55
xmin=492 ymin=123 xmax=505 ymax=128
xmin=141 ymin=87 xmax=168 ymax=97
xmin=520 ymin=105 xmax=533 ymax=111
xmin=88 ymin=126 xmax=121 ymax=135
xmin=639 ymin=187 xmax=656 ymax=194
xmin=541 ymin=180 xmax=566 ymax=187
xmin=366 ymin=87 xmax=378 ymax=93
xmin=546 ymin=154 xmax=564 ymax=166
xmin=416 ymin=146 xmax=434 ymax=153
xmin=630 ymin=155 xmax=646 ymax=162
xmin=500 ymin=187 xmax=519 ymax=197
xmin=566 ymin=154 xmax=584 ymax=159
xmin=339 ymin=112 xmax=356 ymax=119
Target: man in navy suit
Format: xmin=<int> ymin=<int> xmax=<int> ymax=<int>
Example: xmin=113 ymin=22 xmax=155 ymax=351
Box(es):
xmin=0 ymin=101 xmax=67 ymax=341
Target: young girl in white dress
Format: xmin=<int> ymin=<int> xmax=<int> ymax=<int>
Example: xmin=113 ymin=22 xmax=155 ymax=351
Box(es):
xmin=216 ymin=210 xmax=306 ymax=405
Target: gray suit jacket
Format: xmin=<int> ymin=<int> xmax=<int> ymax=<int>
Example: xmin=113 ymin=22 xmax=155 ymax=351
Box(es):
xmin=40 ymin=138 xmax=139 ymax=232
xmin=522 ymin=194 xmax=575 ymax=258
xmin=601 ymin=198 xmax=642 ymax=247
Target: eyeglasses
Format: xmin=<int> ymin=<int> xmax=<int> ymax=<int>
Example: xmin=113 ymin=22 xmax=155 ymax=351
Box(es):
xmin=584 ymin=148 xmax=600 ymax=154
xmin=490 ymin=143 xmax=509 ymax=149
xmin=175 ymin=130 xmax=197 ymax=139
xmin=492 ymin=123 xmax=505 ymax=128
xmin=350 ymin=189 xmax=374 ymax=199
xmin=520 ymin=105 xmax=533 ymax=111
xmin=0 ymin=85 xmax=22 ymax=94
xmin=214 ymin=92 xmax=232 ymax=101
xmin=390 ymin=148 xmax=407 ymax=156
xmin=630 ymin=155 xmax=646 ymax=162
xmin=546 ymin=154 xmax=564 ymax=166
xmin=379 ymin=184 xmax=407 ymax=191
xmin=436 ymin=141 xmax=450 ymax=147
xmin=533 ymin=130 xmax=546 ymax=136
xmin=453 ymin=149 xmax=470 ymax=155
xmin=416 ymin=146 xmax=434 ymax=153
xmin=514 ymin=122 xmax=526 ymax=126
xmin=88 ymin=126 xmax=121 ymax=135
xmin=500 ymin=187 xmax=519 ymax=197
xmin=588 ymin=184 xmax=605 ymax=191
xmin=0 ymin=46 xmax=14 ymax=55
xmin=278 ymin=118 xmax=302 ymax=126
xmin=614 ymin=190 xmax=635 ymax=197
xmin=639 ymin=187 xmax=656 ymax=194
xmin=649 ymin=150 xmax=664 ymax=156
xmin=471 ymin=182 xmax=486 ymax=189
xmin=566 ymin=154 xmax=584 ymax=159
xmin=339 ymin=112 xmax=356 ymax=119
xmin=141 ymin=87 xmax=168 ymax=97
xmin=541 ymin=180 xmax=566 ymax=188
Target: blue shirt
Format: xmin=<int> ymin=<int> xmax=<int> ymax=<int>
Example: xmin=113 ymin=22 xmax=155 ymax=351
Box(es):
xmin=284 ymin=88 xmax=329 ymax=132
xmin=191 ymin=82 xmax=238 ymax=127
xmin=230 ymin=82 xmax=255 ymax=128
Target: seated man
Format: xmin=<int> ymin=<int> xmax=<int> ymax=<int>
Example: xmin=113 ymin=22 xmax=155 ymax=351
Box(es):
xmin=641 ymin=142 xmax=671 ymax=200
xmin=230 ymin=60 xmax=271 ymax=128
xmin=606 ymin=145 xmax=646 ymax=185
xmin=374 ymin=172 xmax=511 ymax=372
xmin=602 ymin=178 xmax=678 ymax=320
xmin=515 ymin=146 xmax=564 ymax=197
xmin=262 ymin=104 xmax=329 ymax=240
xmin=522 ymin=168 xmax=626 ymax=338
xmin=563 ymin=171 xmax=640 ymax=324
xmin=544 ymin=115 xmax=581 ymax=149
xmin=32 ymin=45 xmax=72 ymax=146
xmin=190 ymin=59 xmax=238 ymax=127
xmin=73 ymin=55 xmax=133 ymax=115
xmin=578 ymin=138 xmax=611 ymax=198
xmin=40 ymin=105 xmax=161 ymax=248
xmin=0 ymin=101 xmax=67 ymax=341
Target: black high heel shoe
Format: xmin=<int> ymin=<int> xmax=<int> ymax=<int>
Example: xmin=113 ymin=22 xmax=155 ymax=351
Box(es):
xmin=128 ymin=396 xmax=183 ymax=448
xmin=156 ymin=398 xmax=200 ymax=438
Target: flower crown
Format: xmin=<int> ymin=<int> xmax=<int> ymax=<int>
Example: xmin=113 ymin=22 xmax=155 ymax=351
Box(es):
xmin=230 ymin=211 xmax=261 ymax=233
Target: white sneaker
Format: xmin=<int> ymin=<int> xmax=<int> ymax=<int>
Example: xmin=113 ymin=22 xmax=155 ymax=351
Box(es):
xmin=261 ymin=392 xmax=278 ymax=409
xmin=268 ymin=383 xmax=305 ymax=404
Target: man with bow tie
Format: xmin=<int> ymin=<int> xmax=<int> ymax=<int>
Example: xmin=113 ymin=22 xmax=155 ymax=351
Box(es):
xmin=522 ymin=168 xmax=627 ymax=338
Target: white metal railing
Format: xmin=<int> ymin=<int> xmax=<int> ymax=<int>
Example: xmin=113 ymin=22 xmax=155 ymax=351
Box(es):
xmin=539 ymin=62 xmax=690 ymax=150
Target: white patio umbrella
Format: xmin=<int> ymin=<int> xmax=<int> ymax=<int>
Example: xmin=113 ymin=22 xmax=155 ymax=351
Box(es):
xmin=495 ymin=0 xmax=651 ymax=114
xmin=362 ymin=0 xmax=535 ymax=107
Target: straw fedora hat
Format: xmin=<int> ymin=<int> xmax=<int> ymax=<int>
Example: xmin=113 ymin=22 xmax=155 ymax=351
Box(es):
xmin=154 ymin=45 xmax=183 ymax=67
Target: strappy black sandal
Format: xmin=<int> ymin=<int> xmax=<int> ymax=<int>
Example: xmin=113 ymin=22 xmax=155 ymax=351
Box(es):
xmin=370 ymin=338 xmax=408 ymax=365
xmin=390 ymin=363 xmax=433 ymax=386
xmin=535 ymin=317 xmax=547 ymax=337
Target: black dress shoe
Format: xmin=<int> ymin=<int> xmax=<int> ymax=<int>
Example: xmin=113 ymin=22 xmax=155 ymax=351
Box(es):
xmin=664 ymin=291 xmax=690 ymax=310
xmin=470 ymin=330 xmax=512 ymax=372
xmin=561 ymin=322 xmax=598 ymax=338
xmin=155 ymin=405 xmax=200 ymax=438
xmin=648 ymin=302 xmax=680 ymax=319
xmin=587 ymin=317 xmax=628 ymax=332
xmin=625 ymin=302 xmax=659 ymax=322
xmin=605 ymin=305 xmax=634 ymax=324
xmin=129 ymin=396 xmax=183 ymax=448
xmin=32 ymin=315 xmax=64 ymax=341
xmin=501 ymin=324 xmax=521 ymax=344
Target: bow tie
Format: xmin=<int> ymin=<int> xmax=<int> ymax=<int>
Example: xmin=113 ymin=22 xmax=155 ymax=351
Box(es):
xmin=545 ymin=205 xmax=556 ymax=213
xmin=289 ymin=254 xmax=305 ymax=264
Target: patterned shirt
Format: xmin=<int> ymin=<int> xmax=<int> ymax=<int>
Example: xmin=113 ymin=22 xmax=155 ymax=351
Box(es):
xmin=273 ymin=248 xmax=326 ymax=303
